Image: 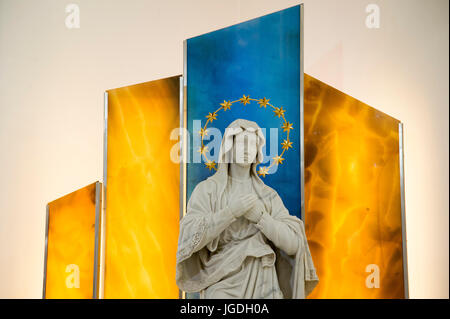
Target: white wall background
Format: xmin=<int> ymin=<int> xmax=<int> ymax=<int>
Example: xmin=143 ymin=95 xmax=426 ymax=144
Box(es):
xmin=0 ymin=0 xmax=448 ymax=298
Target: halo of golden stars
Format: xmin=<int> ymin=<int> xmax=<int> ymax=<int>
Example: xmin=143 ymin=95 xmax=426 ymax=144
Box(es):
xmin=199 ymin=94 xmax=294 ymax=177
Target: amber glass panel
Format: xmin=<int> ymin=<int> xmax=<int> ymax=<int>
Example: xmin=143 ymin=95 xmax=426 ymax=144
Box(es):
xmin=105 ymin=76 xmax=180 ymax=298
xmin=304 ymin=74 xmax=405 ymax=298
xmin=45 ymin=182 xmax=98 ymax=299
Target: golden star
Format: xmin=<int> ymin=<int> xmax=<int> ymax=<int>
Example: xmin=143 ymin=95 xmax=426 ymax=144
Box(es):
xmin=272 ymin=155 xmax=285 ymax=165
xmin=220 ymin=100 xmax=232 ymax=111
xmin=258 ymin=97 xmax=270 ymax=108
xmin=206 ymin=112 xmax=217 ymax=122
xmin=281 ymin=139 xmax=293 ymax=150
xmin=205 ymin=160 xmax=217 ymax=171
xmin=281 ymin=121 xmax=293 ymax=132
xmin=198 ymin=128 xmax=208 ymax=137
xmin=198 ymin=145 xmax=209 ymax=155
xmin=239 ymin=95 xmax=251 ymax=105
xmin=257 ymin=166 xmax=270 ymax=177
xmin=273 ymin=106 xmax=286 ymax=118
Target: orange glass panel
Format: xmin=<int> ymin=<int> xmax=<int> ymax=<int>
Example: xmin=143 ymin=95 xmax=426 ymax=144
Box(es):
xmin=104 ymin=76 xmax=180 ymax=298
xmin=44 ymin=182 xmax=100 ymax=299
xmin=304 ymin=74 xmax=406 ymax=298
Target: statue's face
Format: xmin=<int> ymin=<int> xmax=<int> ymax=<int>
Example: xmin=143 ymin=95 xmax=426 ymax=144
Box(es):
xmin=232 ymin=130 xmax=258 ymax=166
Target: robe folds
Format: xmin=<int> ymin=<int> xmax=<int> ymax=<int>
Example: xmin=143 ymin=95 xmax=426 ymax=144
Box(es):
xmin=176 ymin=164 xmax=319 ymax=299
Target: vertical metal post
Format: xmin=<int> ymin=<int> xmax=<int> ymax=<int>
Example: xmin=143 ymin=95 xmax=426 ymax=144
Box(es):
xmin=93 ymin=181 xmax=102 ymax=298
xmin=399 ymin=122 xmax=409 ymax=298
xmin=299 ymin=4 xmax=305 ymax=221
xmin=99 ymin=91 xmax=109 ymax=299
xmin=179 ymin=39 xmax=188 ymax=300
xmin=42 ymin=204 xmax=50 ymax=299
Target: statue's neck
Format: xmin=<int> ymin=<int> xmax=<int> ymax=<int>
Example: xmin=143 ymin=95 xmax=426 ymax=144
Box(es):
xmin=228 ymin=163 xmax=251 ymax=181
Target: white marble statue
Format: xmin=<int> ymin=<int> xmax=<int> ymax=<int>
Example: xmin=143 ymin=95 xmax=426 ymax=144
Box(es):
xmin=176 ymin=119 xmax=318 ymax=298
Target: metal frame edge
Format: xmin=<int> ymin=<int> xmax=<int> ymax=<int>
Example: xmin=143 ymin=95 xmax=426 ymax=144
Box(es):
xmin=42 ymin=204 xmax=50 ymax=299
xmin=180 ymin=39 xmax=188 ymax=300
xmin=100 ymin=91 xmax=108 ymax=299
xmin=399 ymin=122 xmax=409 ymax=299
xmin=299 ymin=4 xmax=305 ymax=221
xmin=93 ymin=181 xmax=102 ymax=298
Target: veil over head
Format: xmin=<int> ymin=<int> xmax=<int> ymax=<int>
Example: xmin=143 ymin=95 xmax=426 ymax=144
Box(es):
xmin=217 ymin=118 xmax=266 ymax=165
xmin=211 ymin=118 xmax=270 ymax=211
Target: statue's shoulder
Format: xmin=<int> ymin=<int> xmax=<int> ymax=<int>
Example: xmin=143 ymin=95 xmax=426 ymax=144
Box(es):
xmin=192 ymin=177 xmax=218 ymax=195
xmin=260 ymin=183 xmax=282 ymax=201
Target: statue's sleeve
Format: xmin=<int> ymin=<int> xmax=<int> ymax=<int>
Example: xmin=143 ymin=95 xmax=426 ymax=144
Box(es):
xmin=259 ymin=190 xmax=319 ymax=298
xmin=254 ymin=191 xmax=299 ymax=255
xmin=176 ymin=181 xmax=236 ymax=263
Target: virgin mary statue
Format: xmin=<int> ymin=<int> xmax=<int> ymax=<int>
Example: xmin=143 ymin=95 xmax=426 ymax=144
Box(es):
xmin=176 ymin=119 xmax=318 ymax=298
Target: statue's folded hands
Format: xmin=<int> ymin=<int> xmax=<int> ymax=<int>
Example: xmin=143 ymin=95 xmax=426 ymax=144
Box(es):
xmin=190 ymin=193 xmax=260 ymax=254
xmin=243 ymin=200 xmax=264 ymax=224
xmin=228 ymin=193 xmax=258 ymax=219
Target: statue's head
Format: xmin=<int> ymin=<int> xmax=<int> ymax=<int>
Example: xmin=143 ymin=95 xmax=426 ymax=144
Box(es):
xmin=218 ymin=119 xmax=265 ymax=168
